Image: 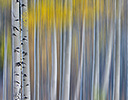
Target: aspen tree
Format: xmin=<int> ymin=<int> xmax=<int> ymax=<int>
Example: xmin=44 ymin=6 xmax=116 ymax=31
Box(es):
xmin=37 ymin=0 xmax=40 ymax=99
xmin=51 ymin=0 xmax=57 ymax=99
xmin=91 ymin=0 xmax=95 ymax=100
xmin=94 ymin=0 xmax=99 ymax=99
xmin=102 ymin=17 xmax=113 ymax=99
xmin=21 ymin=0 xmax=31 ymax=99
xmin=34 ymin=0 xmax=37 ymax=99
xmin=113 ymin=0 xmax=116 ymax=100
xmin=12 ymin=0 xmax=21 ymax=99
xmin=59 ymin=1 xmax=63 ymax=100
xmin=61 ymin=0 xmax=67 ymax=99
xmin=114 ymin=0 xmax=121 ymax=100
xmin=62 ymin=0 xmax=72 ymax=100
xmin=3 ymin=10 xmax=7 ymax=100
xmin=74 ymin=13 xmax=85 ymax=100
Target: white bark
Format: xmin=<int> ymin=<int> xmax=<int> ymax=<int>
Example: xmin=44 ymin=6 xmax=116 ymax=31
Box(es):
xmin=103 ymin=20 xmax=113 ymax=95
xmin=21 ymin=0 xmax=31 ymax=99
xmin=59 ymin=32 xmax=62 ymax=100
xmin=51 ymin=6 xmax=57 ymax=99
xmin=63 ymin=0 xmax=72 ymax=100
xmin=113 ymin=0 xmax=116 ymax=100
xmin=91 ymin=0 xmax=95 ymax=100
xmin=74 ymin=14 xmax=85 ymax=100
xmin=46 ymin=34 xmax=50 ymax=100
xmin=62 ymin=0 xmax=67 ymax=100
xmin=37 ymin=0 xmax=40 ymax=99
xmin=34 ymin=0 xmax=37 ymax=99
xmin=12 ymin=0 xmax=21 ymax=99
xmin=3 ymin=10 xmax=7 ymax=100
xmin=59 ymin=1 xmax=63 ymax=100
xmin=94 ymin=0 xmax=99 ymax=99
xmin=114 ymin=0 xmax=121 ymax=100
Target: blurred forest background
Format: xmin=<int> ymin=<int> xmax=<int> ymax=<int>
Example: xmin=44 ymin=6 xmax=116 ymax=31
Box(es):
xmin=0 ymin=0 xmax=127 ymax=100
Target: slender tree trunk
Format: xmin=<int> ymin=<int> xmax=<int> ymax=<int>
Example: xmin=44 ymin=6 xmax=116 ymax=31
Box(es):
xmin=3 ymin=9 xmax=7 ymax=100
xmin=113 ymin=0 xmax=116 ymax=100
xmin=36 ymin=25 xmax=40 ymax=100
xmin=37 ymin=0 xmax=40 ymax=99
xmin=114 ymin=0 xmax=121 ymax=100
xmin=102 ymin=19 xmax=113 ymax=98
xmin=51 ymin=24 xmax=57 ymax=100
xmin=83 ymin=42 xmax=86 ymax=100
xmin=46 ymin=33 xmax=50 ymax=100
xmin=94 ymin=0 xmax=99 ymax=99
xmin=34 ymin=0 xmax=37 ymax=99
xmin=59 ymin=1 xmax=63 ymax=99
xmin=62 ymin=0 xmax=67 ymax=99
xmin=63 ymin=0 xmax=72 ymax=100
xmin=91 ymin=0 xmax=95 ymax=100
xmin=21 ymin=0 xmax=31 ymax=99
xmin=74 ymin=14 xmax=85 ymax=100
xmin=59 ymin=31 xmax=62 ymax=100
xmin=51 ymin=1 xmax=57 ymax=99
xmin=12 ymin=0 xmax=21 ymax=99
xmin=78 ymin=2 xmax=81 ymax=100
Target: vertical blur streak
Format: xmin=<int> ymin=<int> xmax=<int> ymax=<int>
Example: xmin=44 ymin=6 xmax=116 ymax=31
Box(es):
xmin=94 ymin=0 xmax=99 ymax=99
xmin=59 ymin=31 xmax=62 ymax=100
xmin=3 ymin=9 xmax=7 ymax=100
xmin=37 ymin=0 xmax=40 ymax=99
xmin=34 ymin=0 xmax=37 ymax=99
xmin=114 ymin=0 xmax=121 ymax=100
xmin=63 ymin=0 xmax=72 ymax=100
xmin=59 ymin=1 xmax=63 ymax=99
xmin=74 ymin=13 xmax=85 ymax=100
xmin=113 ymin=0 xmax=116 ymax=100
xmin=46 ymin=33 xmax=50 ymax=100
xmin=11 ymin=0 xmax=14 ymax=99
xmin=83 ymin=41 xmax=86 ymax=100
xmin=127 ymin=0 xmax=128 ymax=99
xmin=61 ymin=0 xmax=67 ymax=99
xmin=51 ymin=0 xmax=57 ymax=99
xmin=91 ymin=0 xmax=95 ymax=100
xmin=102 ymin=17 xmax=113 ymax=99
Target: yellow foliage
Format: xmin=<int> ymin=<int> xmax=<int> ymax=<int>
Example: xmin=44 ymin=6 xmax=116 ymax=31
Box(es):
xmin=0 ymin=0 xmax=10 ymax=8
xmin=27 ymin=0 xmax=108 ymax=34
xmin=22 ymin=11 xmax=28 ymax=27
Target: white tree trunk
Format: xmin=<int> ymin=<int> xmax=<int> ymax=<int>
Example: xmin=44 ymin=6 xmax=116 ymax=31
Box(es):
xmin=74 ymin=14 xmax=85 ymax=100
xmin=12 ymin=0 xmax=21 ymax=99
xmin=37 ymin=0 xmax=40 ymax=99
xmin=94 ymin=0 xmax=99 ymax=99
xmin=62 ymin=0 xmax=67 ymax=100
xmin=91 ymin=0 xmax=95 ymax=100
xmin=114 ymin=0 xmax=121 ymax=100
xmin=51 ymin=5 xmax=57 ymax=99
xmin=113 ymin=0 xmax=116 ymax=100
xmin=3 ymin=10 xmax=7 ymax=100
xmin=46 ymin=33 xmax=50 ymax=100
xmin=59 ymin=1 xmax=63 ymax=100
xmin=63 ymin=0 xmax=72 ymax=100
xmin=103 ymin=20 xmax=113 ymax=96
xmin=21 ymin=0 xmax=31 ymax=99
xmin=34 ymin=0 xmax=37 ymax=99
